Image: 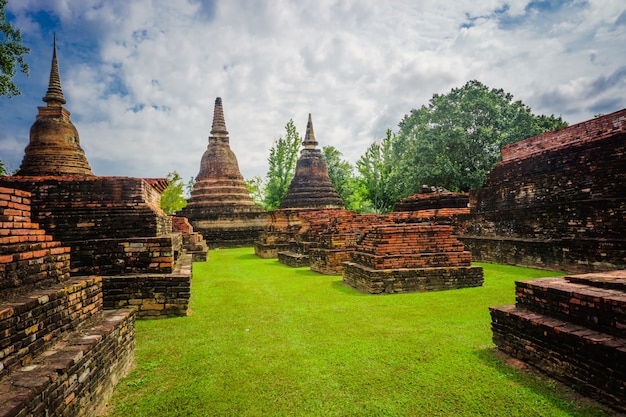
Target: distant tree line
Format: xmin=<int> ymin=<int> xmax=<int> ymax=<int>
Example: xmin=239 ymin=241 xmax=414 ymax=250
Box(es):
xmin=239 ymin=80 xmax=567 ymax=214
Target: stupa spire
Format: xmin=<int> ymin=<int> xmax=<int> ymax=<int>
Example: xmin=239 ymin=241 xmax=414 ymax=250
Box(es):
xmin=303 ymin=113 xmax=318 ymax=150
xmin=42 ymin=34 xmax=66 ymax=106
xmin=210 ymin=97 xmax=228 ymax=137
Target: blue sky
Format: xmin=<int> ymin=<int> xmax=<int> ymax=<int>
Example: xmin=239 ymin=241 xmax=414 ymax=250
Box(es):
xmin=1 ymin=0 xmax=625 ymax=182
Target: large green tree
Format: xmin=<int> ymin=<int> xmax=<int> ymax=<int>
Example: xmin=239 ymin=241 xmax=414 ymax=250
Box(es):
xmin=160 ymin=171 xmax=188 ymax=215
xmin=322 ymin=145 xmax=372 ymax=212
xmin=1 ymin=0 xmax=29 ymax=97
xmin=391 ymin=80 xmax=567 ymax=193
xmin=355 ymin=129 xmax=400 ymax=213
xmin=263 ymin=119 xmax=301 ymax=209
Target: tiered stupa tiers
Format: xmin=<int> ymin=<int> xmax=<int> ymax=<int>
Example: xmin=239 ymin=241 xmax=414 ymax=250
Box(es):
xmin=279 ymin=114 xmax=344 ymax=209
xmin=18 ymin=36 xmax=93 ymax=176
xmin=181 ymin=97 xmax=266 ymax=247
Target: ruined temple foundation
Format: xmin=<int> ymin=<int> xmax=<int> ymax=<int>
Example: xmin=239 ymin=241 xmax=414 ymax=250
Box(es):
xmin=0 ymin=186 xmax=135 ymax=416
xmin=171 ymin=216 xmax=209 ymax=262
xmin=490 ymin=270 xmax=626 ymax=412
xmin=458 ymin=109 xmax=626 ymax=273
xmin=255 ymin=209 xmax=315 ymax=259
xmin=343 ymin=224 xmax=483 ymax=294
xmin=308 ymin=197 xmax=470 ymax=276
xmin=277 ymin=208 xmax=350 ymax=268
xmin=0 ymin=176 xmax=193 ymax=319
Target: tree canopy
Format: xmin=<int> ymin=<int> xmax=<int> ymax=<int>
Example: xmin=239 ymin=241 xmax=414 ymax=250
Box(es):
xmin=389 ymin=80 xmax=567 ymax=194
xmin=0 ymin=0 xmax=29 ymax=98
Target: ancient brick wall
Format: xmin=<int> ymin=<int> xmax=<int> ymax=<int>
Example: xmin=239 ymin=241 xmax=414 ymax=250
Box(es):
xmin=0 ymin=185 xmax=136 ymax=417
xmin=0 ymin=176 xmax=172 ymax=241
xmin=393 ymin=188 xmax=469 ymax=213
xmin=0 ymin=187 xmax=71 ymax=296
xmin=70 ymin=234 xmax=182 ymax=275
xmin=491 ymin=271 xmax=626 ymax=412
xmin=501 ymin=108 xmax=626 ymax=162
xmin=103 ymin=269 xmax=191 ymax=319
xmin=459 ymin=109 xmax=626 ymax=272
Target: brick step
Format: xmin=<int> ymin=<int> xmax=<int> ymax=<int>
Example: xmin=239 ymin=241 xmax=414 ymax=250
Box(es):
xmin=515 ymin=274 xmax=626 ymax=338
xmin=0 ymin=277 xmax=102 ymax=379
xmin=490 ymin=305 xmax=626 ymax=412
xmin=350 ymin=251 xmax=472 ymax=269
xmin=0 ymin=308 xmax=134 ymax=417
xmin=0 ymin=240 xmax=63 ymax=257
xmin=566 ymin=270 xmax=626 ymax=291
xmin=278 ymin=251 xmax=310 ymax=268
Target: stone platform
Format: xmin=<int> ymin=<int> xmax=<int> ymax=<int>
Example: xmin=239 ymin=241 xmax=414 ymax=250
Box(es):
xmin=343 ymin=223 xmax=483 ymax=294
xmin=103 ymin=252 xmax=192 ymax=319
xmin=490 ymin=270 xmax=626 ymax=412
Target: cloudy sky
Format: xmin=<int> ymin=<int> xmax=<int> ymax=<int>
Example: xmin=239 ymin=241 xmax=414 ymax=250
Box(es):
xmin=1 ymin=0 xmax=625 ymax=182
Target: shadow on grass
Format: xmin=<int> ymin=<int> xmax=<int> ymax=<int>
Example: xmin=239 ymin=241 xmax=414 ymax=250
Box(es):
xmin=233 ymin=253 xmax=263 ymax=261
xmin=330 ymin=279 xmax=369 ymax=296
xmin=474 ymin=347 xmax=615 ymax=417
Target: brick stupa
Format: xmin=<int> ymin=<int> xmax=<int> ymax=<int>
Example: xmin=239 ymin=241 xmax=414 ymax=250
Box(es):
xmin=18 ymin=36 xmax=93 ymax=176
xmin=255 ymin=115 xmax=345 ymax=259
xmin=180 ymin=98 xmax=266 ymax=247
xmin=279 ymin=114 xmax=344 ymax=209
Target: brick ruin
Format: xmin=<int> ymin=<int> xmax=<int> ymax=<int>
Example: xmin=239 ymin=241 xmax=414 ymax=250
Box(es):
xmin=171 ymin=216 xmax=209 ymax=262
xmin=490 ymin=271 xmax=626 ymax=412
xmin=276 ymin=208 xmax=351 ymax=267
xmin=277 ymin=189 xmax=470 ymax=276
xmin=279 ymin=114 xmax=344 ymax=209
xmin=393 ymin=186 xmax=470 ymax=219
xmin=0 ymin=186 xmax=135 ymax=416
xmin=0 ymin=40 xmax=201 ymax=416
xmin=484 ymin=110 xmax=626 ymax=413
xmin=180 ymin=98 xmax=267 ymax=248
xmin=343 ymin=224 xmax=483 ymax=294
xmin=458 ymin=109 xmax=626 ymax=273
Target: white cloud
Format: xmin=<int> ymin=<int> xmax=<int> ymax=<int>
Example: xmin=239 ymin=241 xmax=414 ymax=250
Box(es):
xmin=2 ymin=0 xmax=625 ymax=182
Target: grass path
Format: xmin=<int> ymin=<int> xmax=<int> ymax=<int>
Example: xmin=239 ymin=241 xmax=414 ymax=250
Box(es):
xmin=105 ymin=248 xmax=611 ymax=416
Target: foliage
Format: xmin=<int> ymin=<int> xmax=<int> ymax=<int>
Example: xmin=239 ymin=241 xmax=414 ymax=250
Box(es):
xmin=0 ymin=0 xmax=30 ymax=98
xmin=263 ymin=119 xmax=301 ymax=209
xmin=160 ymin=171 xmax=187 ymax=215
xmin=321 ymin=145 xmax=365 ymax=211
xmin=105 ymin=248 xmax=609 ymax=417
xmin=244 ymin=175 xmax=266 ymax=208
xmin=355 ymin=129 xmax=401 ymax=213
xmin=391 ymin=80 xmax=568 ymax=194
xmin=185 ymin=176 xmax=196 ymax=198
xmin=0 ymin=159 xmax=8 ymax=176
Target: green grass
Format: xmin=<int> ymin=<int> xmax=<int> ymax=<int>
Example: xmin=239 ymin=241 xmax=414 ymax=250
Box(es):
xmin=104 ymin=248 xmax=611 ymax=417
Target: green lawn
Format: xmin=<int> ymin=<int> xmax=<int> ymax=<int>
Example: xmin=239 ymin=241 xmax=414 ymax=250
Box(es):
xmin=104 ymin=248 xmax=611 ymax=416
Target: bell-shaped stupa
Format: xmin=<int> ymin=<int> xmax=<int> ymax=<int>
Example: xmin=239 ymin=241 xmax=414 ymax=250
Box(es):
xmin=279 ymin=114 xmax=344 ymax=209
xmin=181 ymin=97 xmax=266 ymax=247
xmin=18 ymin=36 xmax=93 ymax=176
